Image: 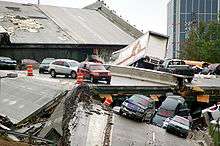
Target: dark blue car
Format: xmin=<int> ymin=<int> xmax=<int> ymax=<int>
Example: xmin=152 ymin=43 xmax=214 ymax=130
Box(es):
xmin=119 ymin=94 xmax=155 ymax=122
xmin=0 ymin=57 xmax=17 ymax=70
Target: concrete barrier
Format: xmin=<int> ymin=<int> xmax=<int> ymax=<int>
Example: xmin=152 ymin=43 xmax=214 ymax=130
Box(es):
xmin=106 ymin=65 xmax=181 ymax=86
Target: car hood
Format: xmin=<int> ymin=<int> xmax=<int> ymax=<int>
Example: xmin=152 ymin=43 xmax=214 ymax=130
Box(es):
xmin=40 ymin=64 xmax=49 ymax=67
xmin=169 ymin=120 xmax=189 ymax=130
xmin=125 ymin=99 xmax=146 ymax=110
xmin=91 ymin=70 xmax=110 ymax=73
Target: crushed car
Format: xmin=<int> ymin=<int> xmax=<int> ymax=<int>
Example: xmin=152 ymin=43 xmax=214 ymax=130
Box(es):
xmin=156 ymin=59 xmax=194 ymax=83
xmin=151 ymin=95 xmax=190 ymax=127
xmin=119 ymin=94 xmax=155 ymax=122
xmin=166 ymin=115 xmax=191 ymax=138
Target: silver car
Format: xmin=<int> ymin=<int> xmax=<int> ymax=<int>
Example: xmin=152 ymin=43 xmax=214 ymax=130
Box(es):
xmin=48 ymin=59 xmax=79 ymax=78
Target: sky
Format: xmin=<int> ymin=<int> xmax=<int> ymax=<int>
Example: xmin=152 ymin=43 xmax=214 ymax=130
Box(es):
xmin=2 ymin=0 xmax=170 ymax=34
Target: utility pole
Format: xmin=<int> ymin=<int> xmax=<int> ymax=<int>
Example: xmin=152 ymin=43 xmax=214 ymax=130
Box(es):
xmin=38 ymin=0 xmax=40 ymax=5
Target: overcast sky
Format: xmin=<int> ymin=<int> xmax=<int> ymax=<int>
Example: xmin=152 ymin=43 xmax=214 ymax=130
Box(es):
xmin=3 ymin=0 xmax=170 ymax=34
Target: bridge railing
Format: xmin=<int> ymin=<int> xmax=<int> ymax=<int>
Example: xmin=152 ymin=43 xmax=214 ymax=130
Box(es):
xmin=105 ymin=64 xmax=183 ymax=86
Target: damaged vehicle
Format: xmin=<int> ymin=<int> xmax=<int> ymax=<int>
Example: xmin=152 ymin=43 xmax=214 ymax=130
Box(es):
xmin=166 ymin=115 xmax=190 ymax=138
xmin=151 ymin=95 xmax=190 ymax=127
xmin=156 ymin=59 xmax=194 ymax=83
xmin=119 ymin=94 xmax=155 ymax=122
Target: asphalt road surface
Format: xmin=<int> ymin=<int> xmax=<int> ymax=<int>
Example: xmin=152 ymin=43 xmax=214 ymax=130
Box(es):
xmin=4 ymin=70 xmax=220 ymax=87
xmin=1 ymin=70 xmax=168 ymax=87
xmin=111 ymin=114 xmax=198 ymax=146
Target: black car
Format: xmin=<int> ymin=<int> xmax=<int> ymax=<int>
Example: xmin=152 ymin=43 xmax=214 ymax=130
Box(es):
xmin=39 ymin=58 xmax=55 ymax=73
xmin=166 ymin=115 xmax=190 ymax=138
xmin=119 ymin=94 xmax=155 ymax=122
xmin=151 ymin=95 xmax=190 ymax=127
xmin=0 ymin=57 xmax=17 ymax=70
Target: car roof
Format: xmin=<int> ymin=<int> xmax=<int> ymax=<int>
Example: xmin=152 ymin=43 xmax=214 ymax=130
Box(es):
xmin=167 ymin=95 xmax=185 ymax=103
xmin=81 ymin=62 xmax=103 ymax=65
xmin=130 ymin=94 xmax=152 ymax=101
xmin=159 ymin=97 xmax=184 ymax=111
xmin=43 ymin=58 xmax=55 ymax=60
xmin=52 ymin=59 xmax=79 ymax=63
xmin=166 ymin=59 xmax=183 ymax=62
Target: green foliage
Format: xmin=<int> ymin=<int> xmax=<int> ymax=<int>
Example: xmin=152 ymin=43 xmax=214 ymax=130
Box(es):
xmin=180 ymin=21 xmax=220 ymax=63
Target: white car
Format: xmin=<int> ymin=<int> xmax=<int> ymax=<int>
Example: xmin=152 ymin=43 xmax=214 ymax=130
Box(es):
xmin=48 ymin=59 xmax=79 ymax=78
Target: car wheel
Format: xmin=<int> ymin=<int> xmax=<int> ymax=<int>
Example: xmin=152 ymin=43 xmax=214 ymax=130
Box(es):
xmin=119 ymin=108 xmax=123 ymax=115
xmin=106 ymin=79 xmax=111 ymax=84
xmin=187 ymin=78 xmax=193 ymax=83
xmin=70 ymin=71 xmax=76 ymax=79
xmin=39 ymin=69 xmax=44 ymax=74
xmin=91 ymin=76 xmax=97 ymax=83
xmin=141 ymin=114 xmax=148 ymax=122
xmin=50 ymin=70 xmax=56 ymax=78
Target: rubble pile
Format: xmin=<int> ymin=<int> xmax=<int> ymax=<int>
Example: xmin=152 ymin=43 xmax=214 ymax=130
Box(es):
xmin=1 ymin=14 xmax=44 ymax=35
xmin=62 ymin=83 xmax=92 ymax=146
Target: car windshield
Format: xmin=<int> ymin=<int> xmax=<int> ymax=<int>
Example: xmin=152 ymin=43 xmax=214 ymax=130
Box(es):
xmin=89 ymin=65 xmax=106 ymax=71
xmin=173 ymin=116 xmax=189 ymax=126
xmin=42 ymin=59 xmax=54 ymax=64
xmin=69 ymin=62 xmax=78 ymax=67
xmin=129 ymin=95 xmax=149 ymax=107
xmin=157 ymin=108 xmax=175 ymax=117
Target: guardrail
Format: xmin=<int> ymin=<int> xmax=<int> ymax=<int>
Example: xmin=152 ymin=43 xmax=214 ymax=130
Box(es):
xmin=105 ymin=65 xmax=183 ymax=86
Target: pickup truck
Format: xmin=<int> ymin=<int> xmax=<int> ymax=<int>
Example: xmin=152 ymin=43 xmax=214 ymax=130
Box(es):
xmin=156 ymin=59 xmax=194 ymax=83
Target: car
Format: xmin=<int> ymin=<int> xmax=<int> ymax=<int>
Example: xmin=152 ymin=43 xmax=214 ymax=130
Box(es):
xmin=0 ymin=57 xmax=17 ymax=70
xmin=166 ymin=115 xmax=190 ymax=138
xmin=78 ymin=62 xmax=111 ymax=84
xmin=39 ymin=58 xmax=55 ymax=74
xmin=119 ymin=94 xmax=155 ymax=122
xmin=48 ymin=59 xmax=79 ymax=78
xmin=156 ymin=59 xmax=194 ymax=83
xmin=151 ymin=95 xmax=190 ymax=127
xmin=162 ymin=117 xmax=172 ymax=129
xmin=18 ymin=59 xmax=39 ymax=70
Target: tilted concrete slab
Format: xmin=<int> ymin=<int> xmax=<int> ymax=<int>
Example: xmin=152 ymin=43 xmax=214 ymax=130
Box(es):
xmin=0 ymin=71 xmax=63 ymax=124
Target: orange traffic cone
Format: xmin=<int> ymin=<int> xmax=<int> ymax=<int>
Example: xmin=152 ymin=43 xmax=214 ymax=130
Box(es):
xmin=103 ymin=96 xmax=113 ymax=106
xmin=27 ymin=65 xmax=33 ymax=76
xmin=76 ymin=72 xmax=84 ymax=84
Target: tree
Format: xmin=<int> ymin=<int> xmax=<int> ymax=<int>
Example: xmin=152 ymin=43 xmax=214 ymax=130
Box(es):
xmin=180 ymin=20 xmax=220 ymax=63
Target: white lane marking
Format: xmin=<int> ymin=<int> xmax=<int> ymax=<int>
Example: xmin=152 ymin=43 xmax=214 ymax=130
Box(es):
xmin=9 ymin=100 xmax=16 ymax=105
xmin=152 ymin=132 xmax=155 ymax=142
xmin=19 ymin=105 xmax=24 ymax=108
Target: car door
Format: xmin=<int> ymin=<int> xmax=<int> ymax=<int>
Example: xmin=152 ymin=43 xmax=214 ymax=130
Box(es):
xmin=55 ymin=61 xmax=64 ymax=74
xmin=62 ymin=61 xmax=71 ymax=74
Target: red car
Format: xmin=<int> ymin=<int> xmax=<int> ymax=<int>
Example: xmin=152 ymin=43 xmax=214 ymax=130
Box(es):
xmin=78 ymin=62 xmax=111 ymax=84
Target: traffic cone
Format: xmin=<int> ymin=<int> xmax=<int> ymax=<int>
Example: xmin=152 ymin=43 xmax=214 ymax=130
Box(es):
xmin=76 ymin=72 xmax=84 ymax=84
xmin=27 ymin=65 xmax=33 ymax=76
xmin=103 ymin=96 xmax=113 ymax=106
